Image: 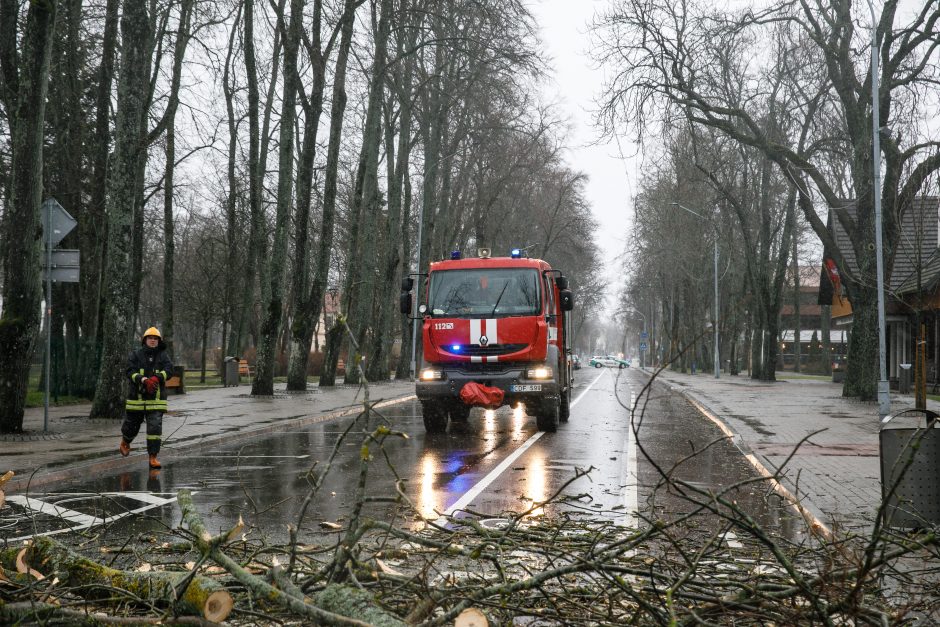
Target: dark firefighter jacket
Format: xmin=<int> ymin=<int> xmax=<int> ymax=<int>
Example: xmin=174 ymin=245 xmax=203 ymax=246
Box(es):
xmin=126 ymin=339 xmax=174 ymax=413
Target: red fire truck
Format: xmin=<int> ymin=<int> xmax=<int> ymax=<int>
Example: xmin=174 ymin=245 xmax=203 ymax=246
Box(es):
xmin=401 ymin=248 xmax=574 ymax=433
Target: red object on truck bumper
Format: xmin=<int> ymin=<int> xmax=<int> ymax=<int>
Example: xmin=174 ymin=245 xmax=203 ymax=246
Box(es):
xmin=459 ymin=381 xmax=505 ymax=408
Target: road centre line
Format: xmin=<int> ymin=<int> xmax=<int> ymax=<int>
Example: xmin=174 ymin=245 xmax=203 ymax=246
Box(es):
xmin=444 ymin=370 xmax=607 ymax=517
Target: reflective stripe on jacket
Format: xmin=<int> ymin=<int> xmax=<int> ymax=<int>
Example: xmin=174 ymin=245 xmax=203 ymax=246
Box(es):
xmin=126 ymin=343 xmax=173 ymax=413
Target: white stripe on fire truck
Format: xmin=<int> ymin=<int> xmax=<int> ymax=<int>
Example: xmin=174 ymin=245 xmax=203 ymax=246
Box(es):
xmin=469 ymin=319 xmax=482 ymax=362
xmin=485 ymin=319 xmax=499 ymax=363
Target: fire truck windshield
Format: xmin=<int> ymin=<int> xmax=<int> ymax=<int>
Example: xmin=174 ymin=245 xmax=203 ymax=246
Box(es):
xmin=428 ymin=268 xmax=541 ymax=318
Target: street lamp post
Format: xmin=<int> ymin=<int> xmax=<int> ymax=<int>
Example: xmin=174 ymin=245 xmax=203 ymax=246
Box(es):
xmin=869 ymin=1 xmax=890 ymax=419
xmin=671 ymin=202 xmax=720 ymax=379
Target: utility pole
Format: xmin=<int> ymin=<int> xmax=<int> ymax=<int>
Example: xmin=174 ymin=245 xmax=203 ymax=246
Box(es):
xmin=869 ymin=1 xmax=889 ymax=420
xmin=671 ymin=202 xmax=720 ymax=378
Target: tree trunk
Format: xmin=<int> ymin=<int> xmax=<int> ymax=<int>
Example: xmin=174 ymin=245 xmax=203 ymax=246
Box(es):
xmin=72 ymin=0 xmax=118 ymax=398
xmin=395 ymin=168 xmax=414 ymax=380
xmin=222 ymin=4 xmax=241 ymax=359
xmin=286 ymin=0 xmax=329 ymax=391
xmin=231 ymin=0 xmax=284 ymax=357
xmin=45 ymin=0 xmax=84 ymax=398
xmin=200 ymin=316 xmax=209 ymax=383
xmin=0 ymin=0 xmax=56 ymax=434
xmin=345 ymin=0 xmax=394 ymax=386
xmin=90 ymin=0 xmax=152 ymax=420
xmin=253 ymin=0 xmax=302 ymax=396
xmin=313 ymin=1 xmax=357 ymax=389
xmin=843 ymin=282 xmax=879 ymax=400
xmin=370 ymin=2 xmax=416 ymax=382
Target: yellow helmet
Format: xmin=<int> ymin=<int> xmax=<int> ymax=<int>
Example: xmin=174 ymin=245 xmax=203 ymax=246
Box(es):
xmin=143 ymin=326 xmax=162 ymax=339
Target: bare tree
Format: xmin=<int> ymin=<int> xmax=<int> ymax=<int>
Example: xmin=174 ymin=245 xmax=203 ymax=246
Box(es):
xmin=0 ymin=0 xmax=57 ymax=433
xmin=252 ymin=0 xmax=302 ymax=396
xmin=595 ymin=0 xmax=940 ymax=399
xmin=90 ymin=0 xmax=153 ymax=420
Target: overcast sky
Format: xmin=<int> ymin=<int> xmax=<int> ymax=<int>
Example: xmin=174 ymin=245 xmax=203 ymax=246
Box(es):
xmin=532 ymin=0 xmax=642 ymax=300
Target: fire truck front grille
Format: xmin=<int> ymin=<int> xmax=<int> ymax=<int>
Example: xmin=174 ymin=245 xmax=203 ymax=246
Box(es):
xmin=443 ymin=343 xmax=526 ymax=357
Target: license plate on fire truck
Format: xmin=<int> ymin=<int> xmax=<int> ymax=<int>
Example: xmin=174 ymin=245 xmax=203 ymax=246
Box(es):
xmin=510 ymin=384 xmax=542 ymax=392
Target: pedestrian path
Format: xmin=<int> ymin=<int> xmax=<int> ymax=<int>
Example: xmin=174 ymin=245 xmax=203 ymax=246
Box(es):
xmin=637 ymin=368 xmax=936 ymax=535
xmin=2 ymin=380 xmax=416 ymax=493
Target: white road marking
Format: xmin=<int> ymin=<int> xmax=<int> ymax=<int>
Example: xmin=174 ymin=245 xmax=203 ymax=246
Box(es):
xmin=197 ymin=455 xmax=311 ymax=459
xmin=444 ymin=370 xmax=607 ymax=517
xmin=723 ymin=531 xmax=744 ymax=549
xmin=618 ymin=385 xmax=639 ymax=527
xmin=6 ymin=492 xmax=180 ymax=542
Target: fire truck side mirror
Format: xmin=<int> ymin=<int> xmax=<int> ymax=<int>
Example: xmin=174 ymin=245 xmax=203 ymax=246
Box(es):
xmin=555 ymin=276 xmax=569 ymax=290
xmin=400 ymin=292 xmax=412 ymax=315
xmin=559 ymin=289 xmax=574 ymax=311
xmin=401 ymin=277 xmax=414 ymax=292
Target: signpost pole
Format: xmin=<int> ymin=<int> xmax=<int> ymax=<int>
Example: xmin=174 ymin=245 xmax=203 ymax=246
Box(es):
xmin=39 ymin=198 xmax=80 ymax=432
xmin=44 ymin=202 xmax=53 ymax=432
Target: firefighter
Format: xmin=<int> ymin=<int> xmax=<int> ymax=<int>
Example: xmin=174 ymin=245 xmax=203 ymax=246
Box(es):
xmin=119 ymin=327 xmax=173 ymax=469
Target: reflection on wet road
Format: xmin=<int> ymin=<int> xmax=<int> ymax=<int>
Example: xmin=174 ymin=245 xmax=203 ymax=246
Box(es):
xmin=6 ymin=369 xmax=803 ymax=544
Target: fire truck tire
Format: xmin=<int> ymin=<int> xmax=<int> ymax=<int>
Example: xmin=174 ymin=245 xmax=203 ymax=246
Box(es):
xmin=450 ymin=404 xmax=472 ymax=422
xmin=422 ymin=402 xmax=448 ymax=433
xmin=536 ymin=399 xmax=559 ymax=432
xmin=559 ymin=390 xmax=570 ymax=423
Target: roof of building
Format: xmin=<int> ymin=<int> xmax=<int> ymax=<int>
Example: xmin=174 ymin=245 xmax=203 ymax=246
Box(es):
xmin=819 ymin=197 xmax=940 ymax=303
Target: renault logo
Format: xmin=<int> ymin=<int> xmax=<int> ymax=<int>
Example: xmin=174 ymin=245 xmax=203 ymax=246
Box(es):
xmin=479 ymin=335 xmax=489 ymax=346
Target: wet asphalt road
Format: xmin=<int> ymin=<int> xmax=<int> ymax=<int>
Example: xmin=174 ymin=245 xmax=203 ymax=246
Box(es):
xmin=3 ymin=368 xmax=804 ymax=544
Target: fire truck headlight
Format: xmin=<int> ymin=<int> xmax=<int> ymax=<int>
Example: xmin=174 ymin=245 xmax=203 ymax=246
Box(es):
xmin=420 ymin=369 xmax=443 ymax=381
xmin=527 ymin=366 xmax=553 ymax=379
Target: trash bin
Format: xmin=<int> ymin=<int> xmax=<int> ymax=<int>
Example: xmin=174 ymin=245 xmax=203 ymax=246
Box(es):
xmin=899 ymin=363 xmax=912 ymax=394
xmin=223 ymin=356 xmax=240 ymax=387
xmin=880 ymin=409 xmax=940 ymax=528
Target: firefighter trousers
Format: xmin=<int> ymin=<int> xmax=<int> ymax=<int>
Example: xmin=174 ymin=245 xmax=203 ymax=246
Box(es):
xmin=121 ymin=410 xmax=163 ymax=455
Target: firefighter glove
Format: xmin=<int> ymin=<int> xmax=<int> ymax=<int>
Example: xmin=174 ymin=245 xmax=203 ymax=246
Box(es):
xmin=143 ymin=377 xmax=159 ymax=394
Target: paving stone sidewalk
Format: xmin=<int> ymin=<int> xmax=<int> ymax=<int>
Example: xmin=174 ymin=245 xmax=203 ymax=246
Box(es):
xmin=640 ymin=369 xmax=936 ymax=535
xmin=2 ymin=380 xmax=416 ymax=493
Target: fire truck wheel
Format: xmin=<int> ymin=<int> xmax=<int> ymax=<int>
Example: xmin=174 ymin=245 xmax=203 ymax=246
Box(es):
xmin=450 ymin=404 xmax=472 ymax=422
xmin=422 ymin=402 xmax=448 ymax=433
xmin=559 ymin=390 xmax=570 ymax=423
xmin=536 ymin=399 xmax=559 ymax=432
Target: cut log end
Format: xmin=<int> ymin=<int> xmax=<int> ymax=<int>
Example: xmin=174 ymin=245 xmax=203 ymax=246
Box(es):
xmin=455 ymin=607 xmax=489 ymax=627
xmin=203 ymin=589 xmax=234 ymax=623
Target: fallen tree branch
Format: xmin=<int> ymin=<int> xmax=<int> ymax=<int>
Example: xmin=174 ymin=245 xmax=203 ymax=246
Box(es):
xmin=0 ymin=537 xmax=232 ymax=623
xmin=177 ymin=488 xmax=403 ymax=626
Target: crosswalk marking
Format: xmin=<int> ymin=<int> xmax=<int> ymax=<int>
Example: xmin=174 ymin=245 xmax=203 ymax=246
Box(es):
xmin=6 ymin=492 xmax=179 ymax=542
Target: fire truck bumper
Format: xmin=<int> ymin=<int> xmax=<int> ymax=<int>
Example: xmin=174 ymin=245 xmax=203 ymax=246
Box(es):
xmin=416 ymin=367 xmax=559 ymax=408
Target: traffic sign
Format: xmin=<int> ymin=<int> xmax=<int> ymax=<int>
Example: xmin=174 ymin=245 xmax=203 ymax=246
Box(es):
xmin=640 ymin=331 xmax=649 ymax=340
xmin=639 ymin=342 xmax=648 ymax=352
xmin=42 ymin=249 xmax=80 ymax=283
xmin=40 ymin=198 xmax=77 ymax=248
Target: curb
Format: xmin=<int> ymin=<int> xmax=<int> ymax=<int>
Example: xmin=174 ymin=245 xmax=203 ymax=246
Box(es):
xmin=634 ymin=368 xmax=833 ymax=538
xmin=8 ymin=392 xmax=417 ymax=494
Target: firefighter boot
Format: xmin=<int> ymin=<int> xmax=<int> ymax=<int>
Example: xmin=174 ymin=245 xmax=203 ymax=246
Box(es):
xmin=119 ymin=439 xmax=131 ymax=457
xmin=149 ymin=455 xmax=162 ymax=469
